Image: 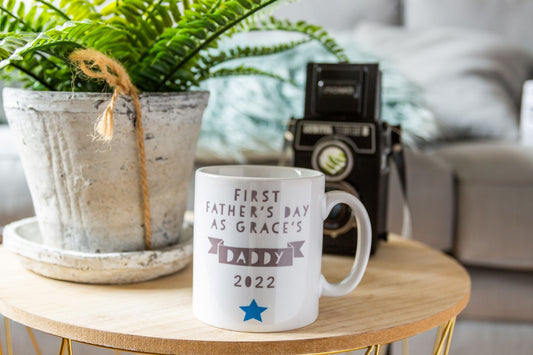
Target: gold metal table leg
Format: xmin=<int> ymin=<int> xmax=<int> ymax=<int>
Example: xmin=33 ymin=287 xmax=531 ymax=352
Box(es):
xmin=364 ymin=344 xmax=382 ymax=355
xmin=443 ymin=318 xmax=456 ymax=355
xmin=433 ymin=317 xmax=456 ymax=355
xmin=307 ymin=343 xmax=385 ymax=355
xmin=26 ymin=327 xmax=43 ymax=355
xmin=58 ymin=338 xmax=66 ymax=355
xmin=402 ymin=338 xmax=409 ymax=355
xmin=67 ymin=339 xmax=73 ymax=355
xmin=59 ymin=338 xmax=73 ymax=355
xmin=3 ymin=318 xmax=12 ymax=355
xmin=432 ymin=323 xmax=445 ymax=354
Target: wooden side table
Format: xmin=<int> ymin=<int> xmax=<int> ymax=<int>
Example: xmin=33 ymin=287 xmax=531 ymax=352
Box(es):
xmin=0 ymin=236 xmax=470 ymax=355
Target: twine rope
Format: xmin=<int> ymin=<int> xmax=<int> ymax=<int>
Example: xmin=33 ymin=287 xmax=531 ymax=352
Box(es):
xmin=70 ymin=49 xmax=152 ymax=250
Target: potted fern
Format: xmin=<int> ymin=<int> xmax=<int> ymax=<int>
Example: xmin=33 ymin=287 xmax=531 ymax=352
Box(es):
xmin=0 ymin=0 xmax=345 ymax=283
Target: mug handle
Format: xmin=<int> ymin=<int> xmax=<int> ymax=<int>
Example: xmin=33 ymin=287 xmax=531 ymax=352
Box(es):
xmin=320 ymin=190 xmax=372 ymax=297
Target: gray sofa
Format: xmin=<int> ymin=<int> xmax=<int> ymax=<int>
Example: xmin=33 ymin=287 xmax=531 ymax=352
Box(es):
xmin=1 ymin=0 xmax=532 ymax=354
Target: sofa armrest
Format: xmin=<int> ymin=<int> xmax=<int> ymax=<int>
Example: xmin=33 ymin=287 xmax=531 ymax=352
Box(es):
xmin=0 ymin=125 xmax=34 ymax=229
xmin=436 ymin=141 xmax=533 ymax=270
xmin=388 ymin=148 xmax=455 ymax=252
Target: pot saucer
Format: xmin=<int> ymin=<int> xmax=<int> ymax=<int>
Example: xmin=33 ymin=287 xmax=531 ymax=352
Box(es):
xmin=2 ymin=212 xmax=194 ymax=284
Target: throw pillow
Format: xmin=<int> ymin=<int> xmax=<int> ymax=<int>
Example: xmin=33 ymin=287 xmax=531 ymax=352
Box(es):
xmin=404 ymin=0 xmax=533 ymax=54
xmin=353 ymin=22 xmax=533 ymax=141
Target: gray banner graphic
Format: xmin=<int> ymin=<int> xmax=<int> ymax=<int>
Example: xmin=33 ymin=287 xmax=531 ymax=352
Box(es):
xmin=208 ymin=237 xmax=305 ymax=267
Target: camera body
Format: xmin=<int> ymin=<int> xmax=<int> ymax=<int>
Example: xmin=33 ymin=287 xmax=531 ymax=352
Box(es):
xmin=290 ymin=63 xmax=391 ymax=255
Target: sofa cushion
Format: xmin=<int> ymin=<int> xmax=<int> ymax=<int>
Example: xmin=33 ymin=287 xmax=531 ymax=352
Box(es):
xmin=404 ymin=0 xmax=533 ymax=54
xmin=435 ymin=142 xmax=533 ymax=270
xmin=438 ymin=142 xmax=533 ymax=185
xmin=0 ymin=125 xmax=34 ymax=229
xmin=274 ymin=0 xmax=401 ymax=31
xmin=462 ymin=266 xmax=533 ymax=322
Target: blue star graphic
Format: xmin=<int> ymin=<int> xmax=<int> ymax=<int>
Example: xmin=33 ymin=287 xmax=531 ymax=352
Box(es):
xmin=239 ymin=299 xmax=268 ymax=322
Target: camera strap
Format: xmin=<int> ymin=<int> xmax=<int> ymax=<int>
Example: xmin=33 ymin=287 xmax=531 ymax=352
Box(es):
xmin=390 ymin=128 xmax=407 ymax=196
xmin=389 ymin=126 xmax=412 ymax=239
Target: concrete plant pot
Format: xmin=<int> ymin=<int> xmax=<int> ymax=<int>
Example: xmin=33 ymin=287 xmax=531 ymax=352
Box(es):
xmin=3 ymin=88 xmax=208 ymax=254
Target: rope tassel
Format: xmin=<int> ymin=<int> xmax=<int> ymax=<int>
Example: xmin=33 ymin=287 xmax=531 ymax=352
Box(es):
xmin=70 ymin=49 xmax=152 ymax=250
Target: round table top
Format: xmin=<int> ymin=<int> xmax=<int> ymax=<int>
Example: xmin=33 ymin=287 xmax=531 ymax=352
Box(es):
xmin=0 ymin=236 xmax=470 ymax=354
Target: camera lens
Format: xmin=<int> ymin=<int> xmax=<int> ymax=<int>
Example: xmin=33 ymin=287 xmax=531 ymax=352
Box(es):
xmin=323 ymin=182 xmax=358 ymax=238
xmin=311 ymin=139 xmax=354 ymax=182
xmin=328 ymin=203 xmax=344 ymax=220
xmin=324 ymin=202 xmax=352 ymax=231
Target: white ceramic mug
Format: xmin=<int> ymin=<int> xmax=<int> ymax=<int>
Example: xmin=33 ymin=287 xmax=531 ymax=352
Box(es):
xmin=193 ymin=165 xmax=371 ymax=332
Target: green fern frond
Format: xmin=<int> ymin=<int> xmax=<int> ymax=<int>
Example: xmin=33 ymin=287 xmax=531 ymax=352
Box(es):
xmin=139 ymin=0 xmax=283 ymax=91
xmin=0 ymin=20 xmax=137 ymax=70
xmin=58 ymin=0 xmax=103 ymax=21
xmin=0 ymin=33 xmax=36 ymax=59
xmin=0 ymin=32 xmax=76 ymax=89
xmin=242 ymin=17 xmax=348 ymax=62
xmin=36 ymin=0 xmax=70 ymax=21
xmin=195 ymin=38 xmax=311 ymax=82
xmin=202 ymin=38 xmax=312 ymax=68
xmin=0 ymin=0 xmax=78 ymax=33
xmin=203 ymin=64 xmax=298 ymax=86
xmin=1 ymin=47 xmax=92 ymax=91
xmin=0 ymin=1 xmax=31 ymax=31
xmin=101 ymin=0 xmax=182 ymax=59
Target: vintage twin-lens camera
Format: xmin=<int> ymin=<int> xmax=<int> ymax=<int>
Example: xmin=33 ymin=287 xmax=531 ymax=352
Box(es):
xmin=288 ymin=62 xmax=394 ymax=255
